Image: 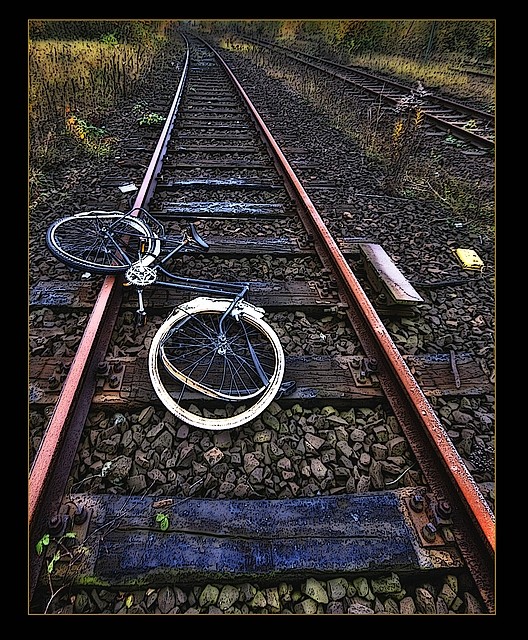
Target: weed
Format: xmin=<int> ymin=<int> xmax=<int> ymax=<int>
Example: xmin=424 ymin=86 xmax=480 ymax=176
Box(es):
xmin=445 ymin=134 xmax=465 ymax=147
xmin=65 ymin=107 xmax=116 ymax=157
xmin=132 ymin=101 xmax=166 ymax=126
xmin=29 ymin=37 xmax=170 ymax=167
xmin=100 ymin=32 xmax=119 ymax=46
xmin=36 ymin=531 xmax=78 ymax=574
xmin=155 ymin=512 xmax=170 ymax=531
xmin=382 ymin=85 xmax=427 ymax=195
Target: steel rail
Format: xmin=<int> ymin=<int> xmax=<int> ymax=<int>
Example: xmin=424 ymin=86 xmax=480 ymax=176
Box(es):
xmin=28 ymin=41 xmax=191 ymax=602
xmin=240 ymin=36 xmax=494 ymax=151
xmin=208 ymin=41 xmax=495 ymax=612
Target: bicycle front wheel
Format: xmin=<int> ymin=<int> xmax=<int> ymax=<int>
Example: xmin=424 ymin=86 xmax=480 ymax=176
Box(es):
xmin=46 ymin=211 xmax=161 ymax=274
xmin=149 ymin=297 xmax=285 ymax=430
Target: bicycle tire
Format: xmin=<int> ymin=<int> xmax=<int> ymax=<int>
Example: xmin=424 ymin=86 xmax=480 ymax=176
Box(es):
xmin=148 ymin=297 xmax=285 ymax=430
xmin=46 ymin=211 xmax=161 ymax=274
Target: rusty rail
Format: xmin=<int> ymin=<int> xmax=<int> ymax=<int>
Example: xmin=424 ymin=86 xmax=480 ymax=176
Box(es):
xmin=28 ymin=40 xmax=192 ymax=601
xmin=212 ymin=42 xmax=495 ymax=611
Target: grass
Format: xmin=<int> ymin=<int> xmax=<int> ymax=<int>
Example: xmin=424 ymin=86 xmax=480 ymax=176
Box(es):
xmin=28 ymin=38 xmax=165 ymax=167
xmin=28 ymin=34 xmax=494 ymax=236
xmin=237 ymin=40 xmax=494 ymax=235
xmin=349 ymin=53 xmax=494 ymax=112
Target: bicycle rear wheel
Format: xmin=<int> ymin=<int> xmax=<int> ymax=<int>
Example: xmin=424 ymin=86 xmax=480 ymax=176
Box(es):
xmin=149 ymin=297 xmax=285 ymax=430
xmin=46 ymin=211 xmax=161 ymax=274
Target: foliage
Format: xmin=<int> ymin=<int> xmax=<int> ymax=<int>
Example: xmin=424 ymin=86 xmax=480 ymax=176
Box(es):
xmin=155 ymin=512 xmax=170 ymax=531
xmin=36 ymin=531 xmax=78 ymax=574
xmin=100 ymin=32 xmax=119 ymax=46
xmin=65 ymin=108 xmax=117 ymax=156
xmin=435 ymin=20 xmax=495 ymax=59
xmin=239 ymin=35 xmax=493 ymax=226
xmin=132 ymin=102 xmax=166 ymax=126
xmin=347 ymin=53 xmax=494 ymax=109
xmin=205 ymin=19 xmax=495 ymax=61
xmin=29 ymin=20 xmax=176 ymax=44
xmin=382 ymin=86 xmax=428 ymax=195
xmin=28 ymin=36 xmax=178 ymax=167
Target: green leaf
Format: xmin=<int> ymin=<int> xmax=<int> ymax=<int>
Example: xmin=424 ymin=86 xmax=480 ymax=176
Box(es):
xmin=36 ymin=533 xmax=50 ymax=555
xmin=155 ymin=512 xmax=169 ymax=530
xmin=47 ymin=550 xmax=61 ymax=573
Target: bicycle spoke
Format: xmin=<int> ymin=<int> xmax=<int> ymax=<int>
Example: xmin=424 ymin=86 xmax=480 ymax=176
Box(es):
xmin=160 ymin=312 xmax=277 ymax=398
xmin=47 ymin=212 xmax=160 ymax=274
xmin=148 ymin=298 xmax=285 ymax=430
xmin=222 ymin=326 xmax=270 ymax=393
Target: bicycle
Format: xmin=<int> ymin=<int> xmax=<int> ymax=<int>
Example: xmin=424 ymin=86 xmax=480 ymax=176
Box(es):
xmin=45 ymin=207 xmax=292 ymax=430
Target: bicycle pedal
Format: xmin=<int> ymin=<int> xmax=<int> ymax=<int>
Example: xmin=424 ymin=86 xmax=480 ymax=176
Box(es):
xmin=276 ymin=380 xmax=297 ymax=399
xmin=136 ymin=310 xmax=147 ymax=327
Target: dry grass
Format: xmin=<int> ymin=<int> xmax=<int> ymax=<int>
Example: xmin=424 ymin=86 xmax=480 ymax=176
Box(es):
xmin=349 ymin=53 xmax=494 ymax=112
xmin=28 ymin=39 xmax=163 ymax=166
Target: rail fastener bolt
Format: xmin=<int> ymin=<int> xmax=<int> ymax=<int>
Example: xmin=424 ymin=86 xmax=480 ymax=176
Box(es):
xmin=422 ymin=522 xmax=438 ymax=543
xmin=410 ymin=493 xmax=425 ymax=513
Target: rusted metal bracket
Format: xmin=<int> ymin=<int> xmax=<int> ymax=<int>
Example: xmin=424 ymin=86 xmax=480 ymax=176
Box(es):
xmin=347 ymin=356 xmax=380 ymax=387
xmin=310 ymin=280 xmax=340 ymax=303
xmin=405 ymin=490 xmax=455 ymax=548
xmin=296 ymin=235 xmax=314 ymax=250
xmin=46 ymin=361 xmax=72 ymax=391
xmin=46 ymin=500 xmax=92 ymax=557
xmin=96 ymin=360 xmax=126 ymax=391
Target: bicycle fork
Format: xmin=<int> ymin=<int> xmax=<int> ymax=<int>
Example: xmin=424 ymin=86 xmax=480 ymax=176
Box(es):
xmin=217 ymin=287 xmax=271 ymax=387
xmin=219 ymin=296 xmax=295 ymax=397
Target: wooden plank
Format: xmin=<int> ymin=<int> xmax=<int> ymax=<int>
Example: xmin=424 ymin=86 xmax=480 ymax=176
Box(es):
xmin=133 ymin=281 xmax=338 ymax=311
xmin=181 ymin=106 xmax=240 ymax=113
xmin=163 ymin=160 xmax=274 ymax=169
xmin=29 ymin=352 xmax=492 ymax=410
xmin=404 ymin=353 xmax=493 ymax=397
xmin=177 ymin=115 xmax=246 ymax=122
xmin=199 ymin=236 xmax=310 ymax=254
xmin=30 ymin=280 xmax=100 ymax=308
xmin=173 ymin=145 xmax=262 ymax=153
xmin=175 ymin=123 xmax=250 ymax=131
xmin=29 ymin=280 xmax=338 ymax=313
xmin=157 ymin=178 xmax=282 ymax=190
xmin=176 ymin=133 xmax=254 ymax=140
xmin=184 ymin=100 xmax=239 ymax=106
xmin=51 ymin=490 xmax=463 ymax=587
xmin=29 ymin=354 xmax=382 ymax=409
xmin=359 ymin=243 xmax=424 ymax=306
xmin=155 ymin=202 xmax=291 ymax=219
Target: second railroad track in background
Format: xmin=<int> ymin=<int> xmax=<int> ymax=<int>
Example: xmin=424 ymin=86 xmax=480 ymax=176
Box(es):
xmin=240 ymin=36 xmax=494 ymax=152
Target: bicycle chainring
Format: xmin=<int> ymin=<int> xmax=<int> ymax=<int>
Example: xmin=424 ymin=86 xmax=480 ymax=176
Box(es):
xmin=125 ymin=263 xmax=157 ymax=287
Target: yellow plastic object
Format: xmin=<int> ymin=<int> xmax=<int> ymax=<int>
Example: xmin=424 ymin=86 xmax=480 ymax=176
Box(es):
xmin=452 ymin=248 xmax=484 ymax=270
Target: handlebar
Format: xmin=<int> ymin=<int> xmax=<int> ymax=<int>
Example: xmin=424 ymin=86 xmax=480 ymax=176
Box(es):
xmin=189 ymin=223 xmax=210 ymax=252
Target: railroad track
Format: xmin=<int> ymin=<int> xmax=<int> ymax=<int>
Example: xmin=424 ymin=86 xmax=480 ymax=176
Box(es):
xmin=239 ymin=36 xmax=494 ymax=152
xmin=29 ymin=32 xmax=495 ymax=614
